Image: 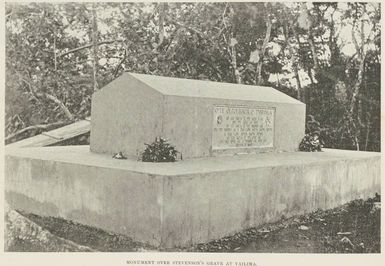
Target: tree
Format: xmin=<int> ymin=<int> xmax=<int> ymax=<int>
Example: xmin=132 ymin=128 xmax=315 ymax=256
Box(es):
xmin=5 ymin=2 xmax=381 ymax=152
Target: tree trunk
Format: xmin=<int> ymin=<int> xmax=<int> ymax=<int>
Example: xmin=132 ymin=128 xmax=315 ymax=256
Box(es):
xmin=308 ymin=31 xmax=319 ymax=70
xmin=91 ymin=3 xmax=99 ymax=92
xmin=13 ymin=71 xmax=74 ymax=121
xmin=230 ymin=43 xmax=241 ymax=84
xmin=228 ymin=4 xmax=241 ymax=84
xmin=291 ymin=24 xmax=306 ymax=102
xmin=348 ymin=5 xmax=370 ymax=151
xmin=44 ymin=93 xmax=74 ymax=121
xmin=58 ymin=40 xmax=123 ymax=58
xmin=350 ymin=62 xmax=365 ymax=151
xmin=294 ymin=64 xmax=302 ymax=100
xmin=53 ymin=30 xmax=57 ymax=71
xmin=350 ymin=55 xmax=365 ymax=115
xmin=306 ymin=67 xmax=313 ymax=110
xmin=364 ymin=109 xmax=372 ymax=151
xmin=158 ymin=3 xmax=165 ymax=48
xmin=256 ymin=17 xmax=272 ymax=85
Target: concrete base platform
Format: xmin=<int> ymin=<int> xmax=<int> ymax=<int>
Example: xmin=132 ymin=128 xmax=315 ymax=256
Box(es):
xmin=5 ymin=146 xmax=380 ymax=248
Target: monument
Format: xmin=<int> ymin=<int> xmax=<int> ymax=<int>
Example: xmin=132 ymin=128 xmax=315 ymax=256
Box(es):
xmin=90 ymin=73 xmax=305 ymax=158
xmin=5 ymin=72 xmax=380 ymax=248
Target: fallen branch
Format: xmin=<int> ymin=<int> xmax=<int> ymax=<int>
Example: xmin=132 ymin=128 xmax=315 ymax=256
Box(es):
xmin=58 ymin=40 xmax=124 ymax=58
xmin=43 ymin=93 xmax=74 ymax=121
xmin=13 ymin=70 xmax=74 ymax=121
xmin=5 ymin=11 xmax=12 ymax=19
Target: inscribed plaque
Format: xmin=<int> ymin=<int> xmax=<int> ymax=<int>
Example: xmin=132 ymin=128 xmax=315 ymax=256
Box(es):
xmin=212 ymin=105 xmax=275 ymax=149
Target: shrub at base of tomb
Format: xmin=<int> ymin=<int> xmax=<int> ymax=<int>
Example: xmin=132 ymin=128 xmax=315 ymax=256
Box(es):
xmin=299 ymin=115 xmax=324 ymax=152
xmin=299 ymin=134 xmax=322 ymax=152
xmin=141 ymin=137 xmax=179 ymax=162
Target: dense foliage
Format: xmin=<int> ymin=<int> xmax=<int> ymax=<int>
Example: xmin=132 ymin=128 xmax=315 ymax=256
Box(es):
xmin=299 ymin=134 xmax=323 ymax=152
xmin=5 ymin=2 xmax=381 ymax=151
xmin=141 ymin=137 xmax=179 ymax=162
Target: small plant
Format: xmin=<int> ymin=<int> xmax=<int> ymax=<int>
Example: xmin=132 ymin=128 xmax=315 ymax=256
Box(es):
xmin=299 ymin=133 xmax=322 ymax=152
xmin=299 ymin=115 xmax=324 ymax=152
xmin=141 ymin=137 xmax=179 ymax=162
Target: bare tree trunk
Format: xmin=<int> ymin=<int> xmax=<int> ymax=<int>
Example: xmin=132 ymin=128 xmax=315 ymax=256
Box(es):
xmin=44 ymin=93 xmax=74 ymax=121
xmin=305 ymin=67 xmax=314 ymax=109
xmin=329 ymin=12 xmax=335 ymax=51
xmin=291 ymin=24 xmax=306 ymax=102
xmin=349 ymin=10 xmax=368 ymax=150
xmin=113 ymin=47 xmax=127 ymax=78
xmin=12 ymin=70 xmax=74 ymax=121
xmin=294 ymin=64 xmax=302 ymax=100
xmin=256 ymin=16 xmax=272 ymax=85
xmin=350 ymin=56 xmax=365 ymax=115
xmin=58 ymin=40 xmax=124 ymax=58
xmin=230 ymin=42 xmax=241 ymax=84
xmin=227 ymin=4 xmax=241 ymax=84
xmin=158 ymin=3 xmax=165 ymax=47
xmin=287 ymin=37 xmax=302 ymax=99
xmin=349 ymin=64 xmax=364 ymax=151
xmin=364 ymin=109 xmax=372 ymax=150
xmin=308 ymin=32 xmax=319 ymax=71
xmin=91 ymin=3 xmax=99 ymax=92
xmin=53 ymin=30 xmax=57 ymax=71
xmin=307 ymin=67 xmax=314 ymax=85
xmin=354 ymin=136 xmax=360 ymax=151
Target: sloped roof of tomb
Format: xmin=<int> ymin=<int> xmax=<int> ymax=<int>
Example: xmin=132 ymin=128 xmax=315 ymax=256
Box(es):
xmin=119 ymin=72 xmax=304 ymax=105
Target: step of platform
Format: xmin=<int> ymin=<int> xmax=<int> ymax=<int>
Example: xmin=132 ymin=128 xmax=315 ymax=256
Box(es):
xmin=5 ymin=146 xmax=380 ymax=248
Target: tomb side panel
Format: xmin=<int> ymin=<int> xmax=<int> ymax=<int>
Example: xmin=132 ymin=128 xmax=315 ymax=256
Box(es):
xmin=162 ymin=96 xmax=305 ymax=158
xmin=5 ymin=154 xmax=164 ymax=246
xmin=90 ymin=74 xmax=164 ymax=157
xmin=160 ymin=155 xmax=380 ymax=248
xmin=273 ymin=102 xmax=306 ymax=152
xmin=162 ymin=96 xmax=213 ymax=159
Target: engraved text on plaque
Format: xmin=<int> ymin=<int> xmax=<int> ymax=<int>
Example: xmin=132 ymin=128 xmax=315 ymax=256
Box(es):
xmin=212 ymin=105 xmax=275 ymax=149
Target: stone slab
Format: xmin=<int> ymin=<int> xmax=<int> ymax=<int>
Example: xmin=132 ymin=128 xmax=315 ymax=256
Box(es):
xmin=5 ymin=146 xmax=380 ymax=248
xmin=6 ymin=118 xmax=91 ymax=149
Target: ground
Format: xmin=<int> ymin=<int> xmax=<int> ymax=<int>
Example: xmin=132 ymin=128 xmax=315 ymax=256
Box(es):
xmin=5 ymin=195 xmax=381 ymax=253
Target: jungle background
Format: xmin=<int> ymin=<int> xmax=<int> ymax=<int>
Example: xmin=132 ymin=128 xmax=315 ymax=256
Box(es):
xmin=4 ymin=2 xmax=381 ymax=151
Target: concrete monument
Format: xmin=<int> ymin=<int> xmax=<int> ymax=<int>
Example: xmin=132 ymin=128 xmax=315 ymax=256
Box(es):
xmin=5 ymin=73 xmax=380 ymax=248
xmin=90 ymin=73 xmax=305 ymax=158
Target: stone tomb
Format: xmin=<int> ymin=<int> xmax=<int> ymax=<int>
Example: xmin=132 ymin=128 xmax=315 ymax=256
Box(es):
xmin=5 ymin=73 xmax=380 ymax=248
xmin=90 ymin=73 xmax=306 ymax=158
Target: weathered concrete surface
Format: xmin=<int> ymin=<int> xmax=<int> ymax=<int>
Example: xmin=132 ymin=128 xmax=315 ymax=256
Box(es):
xmin=90 ymin=73 xmax=305 ymax=159
xmin=5 ymin=146 xmax=380 ymax=248
xmin=90 ymin=74 xmax=164 ymax=159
